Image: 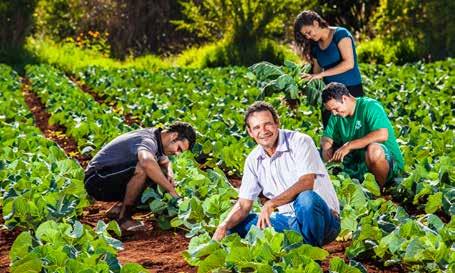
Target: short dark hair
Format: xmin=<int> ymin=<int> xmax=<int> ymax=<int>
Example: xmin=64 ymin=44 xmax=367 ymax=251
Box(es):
xmin=244 ymin=101 xmax=279 ymax=128
xmin=167 ymin=121 xmax=196 ymax=150
xmin=322 ymin=82 xmax=351 ymax=103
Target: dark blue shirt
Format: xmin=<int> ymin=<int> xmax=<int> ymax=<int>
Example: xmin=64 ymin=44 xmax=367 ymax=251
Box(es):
xmin=311 ymin=27 xmax=362 ymax=86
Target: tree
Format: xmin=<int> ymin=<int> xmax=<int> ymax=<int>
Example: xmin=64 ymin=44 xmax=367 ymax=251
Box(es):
xmin=32 ymin=0 xmax=196 ymax=59
xmin=172 ymin=0 xmax=305 ymax=45
xmin=0 ymin=0 xmax=37 ymax=53
xmin=372 ymin=0 xmax=454 ymax=61
xmin=313 ymin=0 xmax=380 ymax=38
xmin=33 ymin=0 xmax=83 ymax=40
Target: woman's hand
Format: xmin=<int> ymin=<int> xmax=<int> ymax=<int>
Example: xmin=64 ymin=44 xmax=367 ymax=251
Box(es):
xmin=302 ymin=73 xmax=324 ymax=81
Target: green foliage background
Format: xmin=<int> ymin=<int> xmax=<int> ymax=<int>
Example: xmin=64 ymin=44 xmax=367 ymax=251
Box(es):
xmin=1 ymin=0 xmax=453 ymax=67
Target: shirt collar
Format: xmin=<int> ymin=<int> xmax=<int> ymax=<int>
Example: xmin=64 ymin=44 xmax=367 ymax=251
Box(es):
xmin=257 ymin=129 xmax=289 ymax=160
xmin=153 ymin=128 xmax=165 ymax=156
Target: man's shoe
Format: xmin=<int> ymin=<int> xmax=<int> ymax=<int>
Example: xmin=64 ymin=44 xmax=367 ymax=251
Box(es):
xmin=118 ymin=218 xmax=146 ymax=232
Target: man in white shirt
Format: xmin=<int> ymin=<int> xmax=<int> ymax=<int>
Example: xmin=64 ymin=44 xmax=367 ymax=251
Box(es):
xmin=213 ymin=101 xmax=340 ymax=247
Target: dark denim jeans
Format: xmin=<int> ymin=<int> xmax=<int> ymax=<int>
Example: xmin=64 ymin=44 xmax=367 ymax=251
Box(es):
xmin=230 ymin=190 xmax=340 ymax=247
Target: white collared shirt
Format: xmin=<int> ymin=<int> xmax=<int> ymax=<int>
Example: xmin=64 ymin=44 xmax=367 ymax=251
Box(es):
xmin=239 ymin=129 xmax=340 ymax=215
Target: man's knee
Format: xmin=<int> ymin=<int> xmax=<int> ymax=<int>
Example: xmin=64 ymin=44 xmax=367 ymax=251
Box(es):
xmin=365 ymin=143 xmax=385 ymax=164
xmin=133 ymin=163 xmax=147 ymax=180
xmin=293 ymin=190 xmax=319 ymax=211
xmin=229 ymin=213 xmax=258 ymax=237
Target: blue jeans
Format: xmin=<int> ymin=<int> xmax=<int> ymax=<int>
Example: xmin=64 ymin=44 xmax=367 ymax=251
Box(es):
xmin=230 ymin=190 xmax=340 ymax=247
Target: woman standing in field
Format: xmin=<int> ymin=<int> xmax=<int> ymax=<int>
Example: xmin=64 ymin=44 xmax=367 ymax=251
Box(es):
xmin=294 ymin=10 xmax=364 ymax=127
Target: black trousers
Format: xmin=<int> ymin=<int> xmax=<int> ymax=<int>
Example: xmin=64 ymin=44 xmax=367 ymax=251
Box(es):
xmin=322 ymin=84 xmax=364 ymax=128
xmin=84 ymin=162 xmax=156 ymax=201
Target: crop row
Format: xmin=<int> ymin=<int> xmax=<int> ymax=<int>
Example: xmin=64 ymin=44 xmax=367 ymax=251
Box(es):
xmin=0 ymin=64 xmax=146 ymax=272
xmin=26 ymin=64 xmax=135 ymax=156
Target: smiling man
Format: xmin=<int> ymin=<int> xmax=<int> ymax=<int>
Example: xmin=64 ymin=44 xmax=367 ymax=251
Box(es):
xmin=213 ymin=101 xmax=340 ymax=247
xmin=321 ymin=82 xmax=404 ymax=189
xmin=84 ymin=122 xmax=196 ymax=231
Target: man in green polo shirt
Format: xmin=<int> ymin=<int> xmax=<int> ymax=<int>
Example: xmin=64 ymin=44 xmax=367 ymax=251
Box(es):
xmin=320 ymin=82 xmax=404 ymax=189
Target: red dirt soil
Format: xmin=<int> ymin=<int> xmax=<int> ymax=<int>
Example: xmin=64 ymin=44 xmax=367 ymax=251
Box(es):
xmin=80 ymin=201 xmax=195 ymax=273
xmin=21 ymin=77 xmax=90 ymax=168
xmin=0 ymin=218 xmax=21 ymax=273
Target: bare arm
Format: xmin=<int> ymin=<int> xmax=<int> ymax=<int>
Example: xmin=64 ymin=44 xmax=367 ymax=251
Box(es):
xmin=312 ymin=58 xmax=322 ymax=74
xmin=257 ymin=174 xmax=315 ymax=229
xmin=320 ymin=37 xmax=355 ymax=77
xmin=320 ymin=136 xmax=334 ymax=162
xmin=349 ymin=128 xmax=388 ymax=150
xmin=158 ymin=157 xmax=174 ymax=184
xmin=332 ymin=128 xmax=388 ymax=162
xmin=268 ymin=174 xmax=315 ymax=208
xmin=213 ymin=198 xmax=253 ymax=240
xmin=138 ymin=150 xmax=178 ymax=196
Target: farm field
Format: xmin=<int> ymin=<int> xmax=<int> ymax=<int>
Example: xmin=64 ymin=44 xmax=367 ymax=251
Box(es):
xmin=0 ymin=58 xmax=454 ymax=273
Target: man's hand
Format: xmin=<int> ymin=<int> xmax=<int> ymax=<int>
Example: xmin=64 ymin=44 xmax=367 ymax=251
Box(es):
xmin=322 ymin=148 xmax=334 ymax=162
xmin=168 ymin=188 xmax=179 ymax=198
xmin=212 ymin=224 xmax=228 ymax=241
xmin=257 ymin=201 xmax=275 ymax=229
xmin=167 ymin=175 xmax=175 ymax=186
xmin=331 ymin=142 xmax=351 ymax=162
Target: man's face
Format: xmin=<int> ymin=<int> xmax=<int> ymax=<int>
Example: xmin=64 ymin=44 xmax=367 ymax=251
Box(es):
xmin=324 ymin=97 xmax=351 ymax=117
xmin=246 ymin=111 xmax=279 ymax=149
xmin=164 ymin=137 xmax=189 ymax=156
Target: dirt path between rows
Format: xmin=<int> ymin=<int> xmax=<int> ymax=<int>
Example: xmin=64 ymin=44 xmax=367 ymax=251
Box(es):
xmin=81 ymin=202 xmax=195 ymax=273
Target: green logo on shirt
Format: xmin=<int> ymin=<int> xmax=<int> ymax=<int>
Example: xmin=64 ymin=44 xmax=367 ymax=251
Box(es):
xmin=355 ymin=120 xmax=362 ymax=130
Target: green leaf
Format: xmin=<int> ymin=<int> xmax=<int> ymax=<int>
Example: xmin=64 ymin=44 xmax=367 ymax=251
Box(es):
xmin=141 ymin=187 xmax=161 ymax=203
xmin=67 ymin=221 xmax=84 ymax=239
xmin=197 ymin=249 xmax=226 ymax=273
xmin=10 ymin=232 xmax=33 ymax=261
xmin=375 ymin=231 xmax=403 ymax=258
xmin=105 ymin=252 xmax=122 ymax=272
xmin=46 ymin=195 xmax=79 ymax=218
xmin=248 ymin=62 xmax=283 ymax=80
xmin=170 ymin=217 xmax=184 ymax=227
xmin=283 ymin=230 xmax=304 ymax=251
xmin=149 ymin=199 xmax=167 ymax=213
xmin=107 ymin=220 xmax=122 ymax=237
xmin=362 ymin=173 xmax=381 ymax=197
xmin=120 ymin=263 xmax=148 ymax=273
xmin=290 ymin=244 xmax=329 ymax=261
xmin=225 ymin=245 xmax=252 ymax=264
xmin=103 ymin=235 xmax=124 ymax=250
xmin=95 ymin=220 xmax=108 ymax=234
xmin=329 ymin=257 xmax=362 ymax=273
xmin=10 ymin=252 xmax=42 ymax=273
xmin=36 ymin=220 xmax=61 ymax=243
xmin=426 ymin=214 xmax=444 ymax=232
xmin=425 ymin=192 xmax=443 ymax=214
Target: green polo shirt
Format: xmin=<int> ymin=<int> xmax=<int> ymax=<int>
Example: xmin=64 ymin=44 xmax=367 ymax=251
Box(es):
xmin=323 ymin=97 xmax=404 ymax=174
